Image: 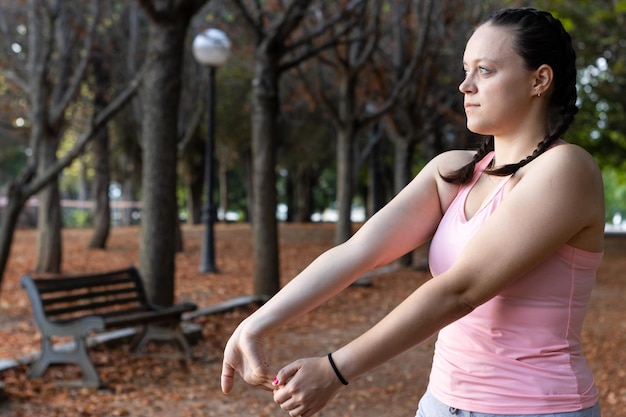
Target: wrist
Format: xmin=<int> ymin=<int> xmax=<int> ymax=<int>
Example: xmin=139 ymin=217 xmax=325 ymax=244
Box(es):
xmin=327 ymin=352 xmax=349 ymax=385
xmin=238 ymin=316 xmax=265 ymax=341
xmin=239 ymin=304 xmax=285 ymax=339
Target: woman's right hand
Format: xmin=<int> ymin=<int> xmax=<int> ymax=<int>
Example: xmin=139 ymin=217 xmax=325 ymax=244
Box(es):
xmin=273 ymin=356 xmax=345 ymax=417
xmin=221 ymin=320 xmax=276 ymax=394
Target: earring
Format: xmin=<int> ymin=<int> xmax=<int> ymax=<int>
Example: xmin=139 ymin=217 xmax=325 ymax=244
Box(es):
xmin=537 ymin=92 xmax=542 ymax=97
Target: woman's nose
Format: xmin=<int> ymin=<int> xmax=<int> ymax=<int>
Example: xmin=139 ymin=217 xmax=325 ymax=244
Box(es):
xmin=459 ymin=74 xmax=475 ymax=94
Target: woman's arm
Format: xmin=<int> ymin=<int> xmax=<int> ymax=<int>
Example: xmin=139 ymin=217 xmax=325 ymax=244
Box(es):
xmin=272 ymin=145 xmax=604 ymax=416
xmin=332 ymin=144 xmax=604 ymax=382
xmin=221 ymin=150 xmax=468 ymax=394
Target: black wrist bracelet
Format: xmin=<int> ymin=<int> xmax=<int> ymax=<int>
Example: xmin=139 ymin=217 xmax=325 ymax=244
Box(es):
xmin=327 ymin=353 xmax=349 ymax=385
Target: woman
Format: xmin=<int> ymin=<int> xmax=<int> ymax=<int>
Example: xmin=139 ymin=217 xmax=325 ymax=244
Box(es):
xmin=221 ymin=8 xmax=605 ymax=417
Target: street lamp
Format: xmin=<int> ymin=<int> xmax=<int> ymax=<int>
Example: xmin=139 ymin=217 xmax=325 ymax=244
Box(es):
xmin=192 ymin=28 xmax=231 ymax=273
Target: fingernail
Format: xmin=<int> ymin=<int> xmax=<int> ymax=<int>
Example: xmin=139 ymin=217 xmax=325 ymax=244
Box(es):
xmin=272 ymin=377 xmax=279 ymax=385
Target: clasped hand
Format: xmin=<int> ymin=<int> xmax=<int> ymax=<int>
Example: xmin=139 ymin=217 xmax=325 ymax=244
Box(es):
xmin=221 ymin=326 xmax=343 ymax=417
xmin=221 ymin=324 xmax=275 ymax=393
xmin=273 ymin=356 xmax=344 ymax=417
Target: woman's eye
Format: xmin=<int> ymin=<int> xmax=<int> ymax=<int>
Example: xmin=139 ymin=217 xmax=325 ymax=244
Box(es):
xmin=463 ymin=67 xmax=490 ymax=77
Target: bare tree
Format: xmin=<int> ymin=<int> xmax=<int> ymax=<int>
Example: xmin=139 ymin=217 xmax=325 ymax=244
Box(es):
xmin=89 ymin=1 xmax=144 ymax=248
xmin=382 ymin=0 xmax=492 ymax=266
xmin=0 ymin=0 xmax=145 ymax=288
xmin=88 ymin=48 xmax=112 ymax=249
xmin=0 ymin=73 xmax=144 ymax=287
xmin=296 ymin=1 xmax=423 ymax=245
xmin=27 ymin=0 xmax=99 ymax=272
xmin=135 ymin=0 xmax=209 ymax=305
xmin=230 ymin=0 xmax=363 ymax=296
xmin=324 ymin=1 xmax=387 ymax=245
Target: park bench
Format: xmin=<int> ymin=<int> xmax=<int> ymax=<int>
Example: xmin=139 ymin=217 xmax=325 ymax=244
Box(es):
xmin=20 ymin=266 xmax=198 ymax=388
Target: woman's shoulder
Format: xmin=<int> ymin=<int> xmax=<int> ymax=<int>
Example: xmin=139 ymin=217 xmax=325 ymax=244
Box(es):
xmin=429 ymin=149 xmax=477 ymax=173
xmin=528 ymin=141 xmax=601 ymax=178
xmin=514 ymin=141 xmax=604 ymax=210
xmin=520 ymin=142 xmax=605 ymax=252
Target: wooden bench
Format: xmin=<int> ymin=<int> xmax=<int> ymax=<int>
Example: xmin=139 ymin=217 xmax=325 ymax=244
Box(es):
xmin=21 ymin=266 xmax=198 ymax=388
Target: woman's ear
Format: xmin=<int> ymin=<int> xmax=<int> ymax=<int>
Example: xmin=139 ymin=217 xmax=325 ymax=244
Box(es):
xmin=533 ymin=64 xmax=553 ymax=97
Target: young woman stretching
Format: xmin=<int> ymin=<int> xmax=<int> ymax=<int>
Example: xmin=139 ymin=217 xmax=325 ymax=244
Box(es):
xmin=221 ymin=8 xmax=605 ymax=417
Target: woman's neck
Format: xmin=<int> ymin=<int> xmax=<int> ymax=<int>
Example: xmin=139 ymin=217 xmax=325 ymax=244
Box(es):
xmin=491 ymin=133 xmax=547 ymax=166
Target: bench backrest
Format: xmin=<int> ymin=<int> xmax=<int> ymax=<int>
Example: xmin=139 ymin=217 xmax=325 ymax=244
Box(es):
xmin=21 ymin=266 xmax=151 ymax=324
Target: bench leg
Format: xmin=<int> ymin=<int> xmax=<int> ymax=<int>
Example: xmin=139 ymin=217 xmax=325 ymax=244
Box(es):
xmin=28 ymin=336 xmax=102 ymax=388
xmin=130 ymin=323 xmax=191 ymax=359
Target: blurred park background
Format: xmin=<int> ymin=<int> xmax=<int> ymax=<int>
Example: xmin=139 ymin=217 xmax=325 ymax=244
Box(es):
xmin=0 ymin=0 xmax=625 ymax=415
xmin=2 ymin=0 xmax=625 ymax=304
xmin=0 ymin=0 xmax=624 ymax=335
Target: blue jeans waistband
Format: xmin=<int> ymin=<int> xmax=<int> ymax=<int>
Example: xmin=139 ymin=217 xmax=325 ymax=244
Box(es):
xmin=415 ymin=389 xmax=602 ymax=417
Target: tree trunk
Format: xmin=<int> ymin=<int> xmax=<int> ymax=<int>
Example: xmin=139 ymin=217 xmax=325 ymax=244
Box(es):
xmin=186 ymin=171 xmax=203 ymax=224
xmin=0 ymin=0 xmax=144 ymax=287
xmin=0 ymin=184 xmax=28 ymax=282
xmin=251 ymin=50 xmax=280 ymax=297
xmin=89 ymin=53 xmax=112 ymax=249
xmin=78 ymin=161 xmax=89 ymax=201
xmin=394 ymin=137 xmax=415 ymax=267
xmin=335 ymin=126 xmax=354 ymax=244
xmin=35 ymin=136 xmax=62 ymax=274
xmin=242 ymin=150 xmax=253 ymax=222
xmin=367 ymin=135 xmax=384 ymax=217
xmin=121 ymin=177 xmax=136 ymax=226
xmin=292 ymin=167 xmax=315 ymax=223
xmin=138 ymin=22 xmax=187 ymax=306
xmin=393 ymin=137 xmax=413 ymax=195
xmin=334 ymin=75 xmax=357 ymax=245
xmin=218 ymin=160 xmax=228 ymax=221
xmin=175 ymin=214 xmax=183 ymax=253
xmin=180 ymin=136 xmax=204 ymax=225
xmin=89 ymin=125 xmax=111 ymax=249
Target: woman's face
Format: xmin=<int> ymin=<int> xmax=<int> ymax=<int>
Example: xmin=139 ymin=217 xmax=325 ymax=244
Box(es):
xmin=459 ymin=24 xmax=537 ymax=137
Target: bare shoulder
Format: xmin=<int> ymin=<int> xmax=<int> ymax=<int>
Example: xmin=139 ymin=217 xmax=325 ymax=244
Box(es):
xmin=428 ymin=149 xmax=476 ymax=175
xmin=545 ymin=142 xmax=600 ymax=167
xmin=515 ymin=143 xmax=605 ymax=251
xmin=522 ymin=143 xmax=602 ymax=182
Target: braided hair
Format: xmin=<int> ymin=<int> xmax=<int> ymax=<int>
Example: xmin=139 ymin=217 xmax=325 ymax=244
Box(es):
xmin=442 ymin=8 xmax=579 ymax=184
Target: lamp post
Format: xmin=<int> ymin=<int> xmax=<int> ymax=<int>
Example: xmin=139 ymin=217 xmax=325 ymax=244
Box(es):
xmin=192 ymin=28 xmax=231 ymax=273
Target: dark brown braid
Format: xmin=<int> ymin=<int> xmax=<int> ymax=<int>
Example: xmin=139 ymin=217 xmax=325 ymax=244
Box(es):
xmin=442 ymin=8 xmax=579 ymax=184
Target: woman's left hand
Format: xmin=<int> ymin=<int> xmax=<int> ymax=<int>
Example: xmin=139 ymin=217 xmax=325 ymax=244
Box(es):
xmin=221 ymin=322 xmax=275 ymax=394
xmin=273 ymin=356 xmax=346 ymax=417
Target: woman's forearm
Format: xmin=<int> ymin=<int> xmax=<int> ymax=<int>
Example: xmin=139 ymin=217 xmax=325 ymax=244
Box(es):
xmin=239 ymin=162 xmax=449 ymax=345
xmin=241 ymin=242 xmax=378 ymax=338
xmin=330 ymin=275 xmax=474 ymax=383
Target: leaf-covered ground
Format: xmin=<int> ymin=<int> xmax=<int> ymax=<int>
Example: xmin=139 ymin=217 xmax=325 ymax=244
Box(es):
xmin=0 ymin=224 xmax=624 ymax=417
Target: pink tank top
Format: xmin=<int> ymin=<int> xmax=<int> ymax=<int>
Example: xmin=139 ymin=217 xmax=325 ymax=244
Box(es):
xmin=427 ymin=151 xmax=602 ymax=414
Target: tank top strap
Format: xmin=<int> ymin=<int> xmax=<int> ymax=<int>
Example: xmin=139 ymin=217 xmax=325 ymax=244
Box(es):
xmin=477 ymin=151 xmax=495 ymax=171
xmin=466 ymin=151 xmax=495 ymax=188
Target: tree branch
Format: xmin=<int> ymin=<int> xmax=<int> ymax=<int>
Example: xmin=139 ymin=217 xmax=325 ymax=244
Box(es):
xmin=283 ymin=0 xmax=363 ymax=53
xmin=279 ymin=23 xmax=357 ymax=71
xmin=0 ymin=4 xmax=24 ymax=88
xmin=177 ymin=101 xmax=204 ymax=156
xmin=350 ymin=1 xmax=380 ymax=70
xmin=294 ymin=64 xmax=339 ymax=124
xmin=279 ymin=0 xmax=365 ymax=71
xmin=354 ymin=0 xmax=438 ymax=132
xmin=230 ymin=0 xmax=265 ymax=41
xmin=0 ymin=68 xmax=30 ymax=96
xmin=49 ymin=0 xmax=100 ymax=126
xmin=273 ymin=0 xmax=311 ymax=40
xmin=23 ymin=62 xmax=148 ymax=197
xmin=135 ymin=0 xmax=207 ymax=25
